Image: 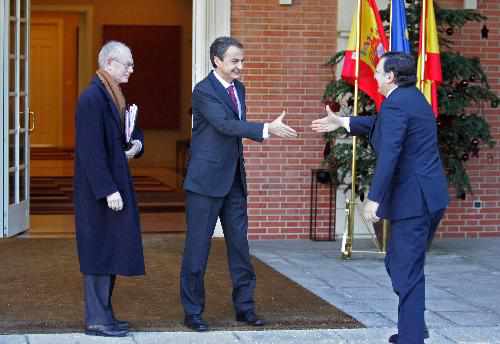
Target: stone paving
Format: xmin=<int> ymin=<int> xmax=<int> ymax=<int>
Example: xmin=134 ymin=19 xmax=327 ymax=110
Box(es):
xmin=1 ymin=238 xmax=499 ymax=343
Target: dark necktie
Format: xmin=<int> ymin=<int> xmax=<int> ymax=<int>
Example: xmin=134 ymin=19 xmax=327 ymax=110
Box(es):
xmin=227 ymin=85 xmax=239 ymax=115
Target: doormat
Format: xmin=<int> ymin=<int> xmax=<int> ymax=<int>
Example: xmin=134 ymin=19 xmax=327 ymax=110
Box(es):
xmin=30 ymin=176 xmax=185 ymax=214
xmin=0 ymin=237 xmax=362 ymax=334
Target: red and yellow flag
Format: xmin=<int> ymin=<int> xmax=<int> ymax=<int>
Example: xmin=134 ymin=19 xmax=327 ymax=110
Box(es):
xmin=342 ymin=0 xmax=388 ymax=110
xmin=417 ymin=0 xmax=442 ymax=117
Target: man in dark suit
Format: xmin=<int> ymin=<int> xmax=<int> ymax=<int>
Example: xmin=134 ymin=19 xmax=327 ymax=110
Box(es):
xmin=74 ymin=41 xmax=145 ymax=337
xmin=180 ymin=36 xmax=297 ymax=332
xmin=312 ymin=52 xmax=449 ymax=344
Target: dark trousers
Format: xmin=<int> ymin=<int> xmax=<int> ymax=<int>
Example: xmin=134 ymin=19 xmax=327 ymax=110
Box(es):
xmin=84 ymin=274 xmax=116 ymax=326
xmin=180 ymin=174 xmax=256 ymax=316
xmin=385 ymin=208 xmax=445 ymax=344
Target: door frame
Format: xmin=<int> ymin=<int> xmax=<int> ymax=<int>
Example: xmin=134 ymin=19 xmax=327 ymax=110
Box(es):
xmin=1 ymin=0 xmax=229 ymax=237
xmin=1 ymin=0 xmax=6 ymax=234
xmin=31 ymin=4 xmax=94 ymax=94
xmin=192 ymin=0 xmax=230 ymax=237
xmin=192 ymin=0 xmax=230 ymax=86
xmin=2 ymin=0 xmax=31 ymax=237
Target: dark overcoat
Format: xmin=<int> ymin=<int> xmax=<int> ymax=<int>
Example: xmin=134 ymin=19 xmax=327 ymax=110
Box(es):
xmin=74 ymin=76 xmax=145 ymax=276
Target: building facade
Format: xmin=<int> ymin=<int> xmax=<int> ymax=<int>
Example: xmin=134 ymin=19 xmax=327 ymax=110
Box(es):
xmin=1 ymin=0 xmax=498 ymax=239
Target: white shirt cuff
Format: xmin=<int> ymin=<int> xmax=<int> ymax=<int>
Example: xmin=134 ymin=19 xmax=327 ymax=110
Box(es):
xmin=342 ymin=117 xmax=351 ymax=132
xmin=263 ymin=123 xmax=269 ymax=139
xmin=131 ymin=139 xmax=142 ymax=151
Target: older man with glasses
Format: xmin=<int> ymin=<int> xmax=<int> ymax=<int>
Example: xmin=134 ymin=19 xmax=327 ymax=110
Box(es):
xmin=74 ymin=41 xmax=144 ymax=337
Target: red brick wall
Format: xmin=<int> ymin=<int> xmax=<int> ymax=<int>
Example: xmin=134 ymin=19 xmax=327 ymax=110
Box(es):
xmin=233 ymin=0 xmax=500 ymax=240
xmin=436 ymin=0 xmax=500 ymax=238
xmin=232 ymin=0 xmax=337 ymax=239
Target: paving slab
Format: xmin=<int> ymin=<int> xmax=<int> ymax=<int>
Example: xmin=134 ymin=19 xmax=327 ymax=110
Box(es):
xmin=28 ymin=333 xmax=135 ymax=344
xmin=133 ymin=331 xmax=240 ymax=344
xmin=0 ymin=336 xmax=27 ymax=344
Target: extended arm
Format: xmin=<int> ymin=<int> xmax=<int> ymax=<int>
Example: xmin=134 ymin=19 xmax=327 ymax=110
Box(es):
xmin=311 ymin=105 xmax=375 ymax=136
xmin=193 ymin=88 xmax=265 ymax=141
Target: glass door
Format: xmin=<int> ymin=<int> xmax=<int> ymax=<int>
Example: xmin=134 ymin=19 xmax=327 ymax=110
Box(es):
xmin=2 ymin=0 xmax=30 ymax=237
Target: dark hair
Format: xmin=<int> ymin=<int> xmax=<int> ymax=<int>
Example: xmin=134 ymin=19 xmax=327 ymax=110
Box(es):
xmin=381 ymin=52 xmax=417 ymax=87
xmin=209 ymin=36 xmax=244 ymax=68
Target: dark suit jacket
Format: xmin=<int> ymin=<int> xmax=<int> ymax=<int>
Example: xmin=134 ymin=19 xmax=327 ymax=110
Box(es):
xmin=350 ymin=86 xmax=449 ymax=220
xmin=184 ymin=71 xmax=264 ymax=197
xmin=74 ymin=76 xmax=145 ymax=276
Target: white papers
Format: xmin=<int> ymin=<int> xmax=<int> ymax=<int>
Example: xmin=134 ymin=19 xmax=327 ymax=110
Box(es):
xmin=125 ymin=104 xmax=138 ymax=143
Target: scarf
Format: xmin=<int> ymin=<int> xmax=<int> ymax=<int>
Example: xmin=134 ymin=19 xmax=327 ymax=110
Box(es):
xmin=96 ymin=69 xmax=126 ymax=129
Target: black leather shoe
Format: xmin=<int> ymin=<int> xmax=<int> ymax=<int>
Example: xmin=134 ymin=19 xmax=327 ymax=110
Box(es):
xmin=114 ymin=318 xmax=129 ymax=330
xmin=184 ymin=314 xmax=209 ymax=332
xmin=388 ymin=327 xmax=429 ymax=343
xmin=85 ymin=324 xmax=128 ymax=337
xmin=236 ymin=311 xmax=265 ymax=326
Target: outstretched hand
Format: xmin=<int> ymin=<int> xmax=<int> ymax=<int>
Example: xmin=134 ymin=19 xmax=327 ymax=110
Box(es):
xmin=311 ymin=105 xmax=347 ymax=133
xmin=268 ymin=110 xmax=298 ymax=138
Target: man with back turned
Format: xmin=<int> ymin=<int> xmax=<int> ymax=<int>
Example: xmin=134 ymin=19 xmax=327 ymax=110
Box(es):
xmin=312 ymin=52 xmax=449 ymax=344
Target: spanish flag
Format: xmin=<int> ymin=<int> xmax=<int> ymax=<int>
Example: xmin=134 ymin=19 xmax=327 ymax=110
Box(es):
xmin=342 ymin=0 xmax=388 ymax=110
xmin=417 ymin=0 xmax=442 ymax=117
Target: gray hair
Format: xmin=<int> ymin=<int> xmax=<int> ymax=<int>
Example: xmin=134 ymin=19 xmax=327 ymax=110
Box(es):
xmin=98 ymin=41 xmax=131 ymax=69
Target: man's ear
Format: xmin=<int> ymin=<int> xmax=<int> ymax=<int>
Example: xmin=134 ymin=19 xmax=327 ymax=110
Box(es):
xmin=386 ymin=71 xmax=396 ymax=84
xmin=213 ymin=56 xmax=222 ymax=68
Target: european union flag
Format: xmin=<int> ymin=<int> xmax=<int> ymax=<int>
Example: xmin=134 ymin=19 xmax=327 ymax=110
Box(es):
xmin=390 ymin=0 xmax=411 ymax=53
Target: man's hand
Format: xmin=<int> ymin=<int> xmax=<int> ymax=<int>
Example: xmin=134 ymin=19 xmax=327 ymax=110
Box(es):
xmin=125 ymin=140 xmax=142 ymax=160
xmin=311 ymin=105 xmax=349 ymax=133
xmin=268 ymin=111 xmax=298 ymax=138
xmin=363 ymin=199 xmax=380 ymax=223
xmin=106 ymin=191 xmax=123 ymax=211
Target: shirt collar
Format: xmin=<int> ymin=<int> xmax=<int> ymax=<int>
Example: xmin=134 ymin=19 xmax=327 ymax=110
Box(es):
xmin=213 ymin=70 xmax=233 ymax=89
xmin=386 ymin=85 xmax=398 ymax=98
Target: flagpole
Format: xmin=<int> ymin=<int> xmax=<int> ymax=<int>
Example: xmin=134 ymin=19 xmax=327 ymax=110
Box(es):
xmin=342 ymin=0 xmax=362 ymax=259
xmin=420 ymin=0 xmax=427 ymax=90
xmin=389 ymin=0 xmax=393 ymax=49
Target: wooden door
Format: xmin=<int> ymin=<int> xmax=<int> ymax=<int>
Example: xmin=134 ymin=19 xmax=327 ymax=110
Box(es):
xmin=29 ymin=18 xmax=63 ymax=147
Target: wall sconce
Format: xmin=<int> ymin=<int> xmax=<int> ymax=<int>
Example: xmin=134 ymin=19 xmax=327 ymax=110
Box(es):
xmin=464 ymin=0 xmax=478 ymax=9
xmin=279 ymin=0 xmax=293 ymax=5
xmin=481 ymin=24 xmax=489 ymax=39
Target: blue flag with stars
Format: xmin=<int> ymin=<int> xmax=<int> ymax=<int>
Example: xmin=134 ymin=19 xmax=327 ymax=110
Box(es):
xmin=390 ymin=0 xmax=411 ymax=53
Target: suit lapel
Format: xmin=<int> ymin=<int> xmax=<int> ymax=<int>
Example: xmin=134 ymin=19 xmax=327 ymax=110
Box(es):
xmin=208 ymin=72 xmax=240 ymax=120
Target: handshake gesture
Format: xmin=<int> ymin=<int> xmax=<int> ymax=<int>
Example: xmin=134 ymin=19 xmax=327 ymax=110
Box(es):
xmin=311 ymin=105 xmax=349 ymax=133
xmin=268 ymin=111 xmax=298 ymax=138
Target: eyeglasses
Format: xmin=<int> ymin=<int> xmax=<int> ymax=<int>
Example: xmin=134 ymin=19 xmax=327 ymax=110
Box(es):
xmin=112 ymin=58 xmax=134 ymax=70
